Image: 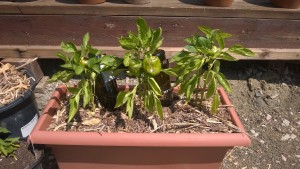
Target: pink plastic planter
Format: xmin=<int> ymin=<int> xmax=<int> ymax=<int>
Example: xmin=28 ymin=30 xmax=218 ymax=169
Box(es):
xmin=30 ymin=85 xmax=250 ymax=169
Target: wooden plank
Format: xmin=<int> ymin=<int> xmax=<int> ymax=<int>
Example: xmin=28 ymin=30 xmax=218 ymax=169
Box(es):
xmin=0 ymin=1 xmax=21 ymax=14
xmin=0 ymin=0 xmax=299 ymax=19
xmin=1 ymin=45 xmax=300 ymax=60
xmin=0 ymin=15 xmax=299 ymax=49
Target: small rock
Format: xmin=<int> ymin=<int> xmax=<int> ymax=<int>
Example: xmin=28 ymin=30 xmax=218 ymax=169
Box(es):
xmin=281 ymin=155 xmax=287 ymax=162
xmin=281 ymin=134 xmax=291 ymax=141
xmin=255 ymin=90 xmax=263 ymax=97
xmin=266 ymin=114 xmax=272 ymax=121
xmin=282 ymin=119 xmax=290 ymax=127
xmin=290 ymin=134 xmax=297 ymax=139
xmin=270 ymin=93 xmax=279 ymax=99
xmin=254 ymin=98 xmax=266 ymax=108
xmin=295 ymin=155 xmax=300 ymax=158
xmin=251 ymin=130 xmax=259 ymax=137
xmin=242 ymin=167 xmax=247 ymax=169
xmin=260 ymin=140 xmax=265 ymax=144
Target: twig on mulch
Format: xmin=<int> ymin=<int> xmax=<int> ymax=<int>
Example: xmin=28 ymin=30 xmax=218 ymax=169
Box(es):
xmin=0 ymin=62 xmax=30 ymax=106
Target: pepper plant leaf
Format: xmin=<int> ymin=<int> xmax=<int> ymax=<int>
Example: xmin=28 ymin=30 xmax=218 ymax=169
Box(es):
xmin=61 ymin=42 xmax=77 ymax=53
xmin=68 ymin=90 xmax=81 ymax=122
xmin=154 ymin=95 xmax=164 ymax=119
xmin=216 ymin=72 xmax=232 ymax=93
xmin=211 ymin=92 xmax=220 ymax=114
xmin=229 ymin=45 xmax=255 ymax=56
xmin=148 ymin=77 xmax=162 ymax=96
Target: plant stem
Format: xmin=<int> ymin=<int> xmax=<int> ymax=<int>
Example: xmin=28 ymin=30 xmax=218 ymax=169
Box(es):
xmin=195 ymin=68 xmax=202 ymax=103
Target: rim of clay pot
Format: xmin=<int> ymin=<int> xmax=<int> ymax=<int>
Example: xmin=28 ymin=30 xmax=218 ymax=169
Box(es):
xmin=78 ymin=0 xmax=105 ymax=4
xmin=270 ymin=0 xmax=300 ymax=9
xmin=123 ymin=0 xmax=150 ymax=5
xmin=30 ymin=85 xmax=251 ymax=147
xmin=203 ymin=0 xmax=234 ymax=7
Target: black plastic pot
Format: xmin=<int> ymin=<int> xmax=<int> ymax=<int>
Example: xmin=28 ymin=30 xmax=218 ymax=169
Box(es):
xmin=0 ymin=71 xmax=39 ymax=139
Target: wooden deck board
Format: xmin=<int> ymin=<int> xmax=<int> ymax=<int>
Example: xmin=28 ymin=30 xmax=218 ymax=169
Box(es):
xmin=0 ymin=0 xmax=299 ymax=19
xmin=1 ymin=45 xmax=300 ymax=60
xmin=0 ymin=0 xmax=300 ymax=60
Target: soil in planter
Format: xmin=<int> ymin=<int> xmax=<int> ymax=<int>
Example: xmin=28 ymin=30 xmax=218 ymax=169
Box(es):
xmin=48 ymin=96 xmax=240 ymax=134
xmin=0 ymin=141 xmax=42 ymax=169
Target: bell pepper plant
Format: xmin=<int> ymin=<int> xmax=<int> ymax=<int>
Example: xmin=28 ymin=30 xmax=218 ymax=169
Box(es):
xmin=166 ymin=26 xmax=255 ymax=113
xmin=115 ymin=17 xmax=166 ymax=119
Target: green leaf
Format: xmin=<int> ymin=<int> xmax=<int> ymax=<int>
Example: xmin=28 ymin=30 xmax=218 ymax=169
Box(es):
xmin=119 ymin=37 xmax=136 ymax=50
xmin=215 ymin=34 xmax=225 ymax=49
xmin=68 ymin=90 xmax=81 ymax=122
xmin=60 ymin=63 xmax=73 ymax=69
xmin=56 ymin=52 xmax=69 ymax=63
xmin=211 ymin=92 xmax=220 ymax=114
xmin=206 ymin=78 xmax=216 ymax=99
xmin=137 ymin=17 xmax=150 ymax=43
xmin=197 ymin=36 xmax=210 ymax=48
xmin=123 ymin=52 xmax=131 ymax=67
xmin=148 ymin=77 xmax=162 ymax=96
xmin=83 ymin=32 xmax=90 ymax=50
xmin=87 ymin=45 xmax=101 ymax=56
xmin=229 ymin=45 xmax=255 ymax=57
xmin=48 ymin=70 xmax=74 ymax=83
xmin=171 ymin=50 xmax=191 ymax=63
xmin=0 ymin=145 xmax=8 ymax=156
xmin=219 ymin=32 xmax=232 ymax=39
xmin=185 ymin=75 xmax=198 ymax=102
xmin=87 ymin=57 xmax=100 ymax=68
xmin=219 ymin=52 xmax=237 ymax=61
xmin=162 ymin=68 xmax=177 ymax=77
xmin=83 ymin=80 xmax=90 ymax=108
xmin=115 ymin=91 xmax=130 ymax=108
xmin=216 ymin=72 xmax=232 ymax=93
xmin=67 ymin=87 xmax=80 ymax=95
xmin=75 ymin=65 xmax=84 ymax=75
xmin=198 ymin=26 xmax=213 ymax=37
xmin=154 ymin=95 xmax=164 ymax=119
xmin=150 ymin=27 xmax=163 ymax=53
xmin=145 ymin=91 xmax=154 ymax=113
xmin=126 ymin=94 xmax=134 ymax=120
xmin=184 ymin=45 xmax=197 ymax=53
xmin=0 ymin=127 xmax=9 ymax=134
xmin=213 ymin=60 xmax=220 ymax=73
xmin=61 ymin=42 xmax=77 ymax=53
xmin=92 ymin=64 xmax=101 ymax=74
xmin=5 ymin=137 xmax=19 ymax=143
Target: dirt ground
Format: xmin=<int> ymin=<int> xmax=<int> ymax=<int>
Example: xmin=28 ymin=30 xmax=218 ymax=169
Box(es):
xmin=34 ymin=60 xmax=300 ymax=169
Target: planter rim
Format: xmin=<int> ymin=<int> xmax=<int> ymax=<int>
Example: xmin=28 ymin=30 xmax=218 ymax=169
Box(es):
xmin=29 ymin=85 xmax=251 ymax=147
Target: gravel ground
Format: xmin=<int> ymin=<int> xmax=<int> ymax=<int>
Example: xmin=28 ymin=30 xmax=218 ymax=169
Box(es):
xmin=34 ymin=60 xmax=300 ymax=169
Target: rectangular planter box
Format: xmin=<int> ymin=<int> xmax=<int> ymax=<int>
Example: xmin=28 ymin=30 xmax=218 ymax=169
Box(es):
xmin=30 ymin=85 xmax=250 ymax=169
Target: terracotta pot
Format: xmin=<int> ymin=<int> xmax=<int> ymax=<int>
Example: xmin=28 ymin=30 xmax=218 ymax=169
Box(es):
xmin=123 ymin=0 xmax=150 ymax=4
xmin=270 ymin=0 xmax=300 ymax=9
xmin=78 ymin=0 xmax=105 ymax=4
xmin=203 ymin=0 xmax=234 ymax=7
xmin=29 ymin=85 xmax=250 ymax=169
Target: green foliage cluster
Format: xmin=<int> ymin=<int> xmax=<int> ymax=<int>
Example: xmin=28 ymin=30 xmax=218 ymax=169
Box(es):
xmin=115 ymin=17 xmax=165 ymax=119
xmin=167 ymin=26 xmax=254 ymax=113
xmin=0 ymin=127 xmax=19 ymax=157
xmin=49 ymin=33 xmax=122 ymax=122
xmin=51 ymin=17 xmax=255 ymax=122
